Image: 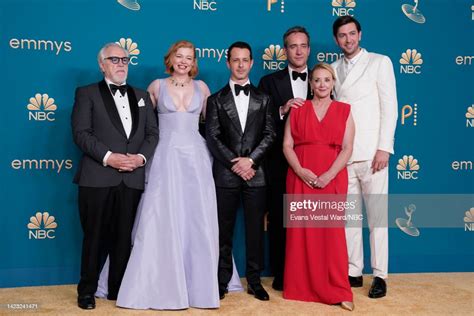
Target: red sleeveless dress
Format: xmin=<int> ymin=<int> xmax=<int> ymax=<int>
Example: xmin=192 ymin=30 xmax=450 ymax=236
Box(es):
xmin=283 ymin=100 xmax=353 ymax=304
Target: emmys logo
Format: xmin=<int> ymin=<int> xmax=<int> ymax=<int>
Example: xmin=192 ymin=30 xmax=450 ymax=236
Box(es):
xmin=451 ymin=160 xmax=472 ymax=171
xmin=400 ymin=49 xmax=423 ymax=74
xmin=455 ymin=55 xmax=473 ymax=65
xmin=27 ymin=212 xmax=57 ymax=239
xmin=401 ymin=103 xmax=418 ymax=126
xmin=11 ymin=159 xmax=73 ymax=173
xmin=316 ymin=51 xmax=344 ymax=63
xmin=267 ymin=0 xmax=285 ymax=13
xmin=396 ymin=204 xmax=420 ymax=236
xmin=332 ymin=0 xmax=356 ymax=17
xmin=397 ymin=155 xmax=420 ymax=180
xmin=472 ymin=5 xmax=474 ymax=20
xmin=464 ymin=208 xmax=474 ymax=232
xmin=117 ymin=0 xmax=140 ymax=10
xmin=263 ymin=45 xmax=286 ymax=70
xmin=401 ymin=0 xmax=426 ymax=23
xmin=194 ymin=0 xmax=217 ymax=11
xmin=27 ymin=93 xmax=57 ymax=122
xmin=116 ymin=38 xmax=140 ymax=65
xmin=9 ymin=38 xmax=72 ymax=55
xmin=465 ymin=106 xmax=474 ymax=127
xmin=195 ymin=47 xmax=228 ymax=63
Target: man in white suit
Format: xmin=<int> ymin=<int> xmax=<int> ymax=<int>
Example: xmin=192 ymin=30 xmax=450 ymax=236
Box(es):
xmin=331 ymin=16 xmax=398 ymax=299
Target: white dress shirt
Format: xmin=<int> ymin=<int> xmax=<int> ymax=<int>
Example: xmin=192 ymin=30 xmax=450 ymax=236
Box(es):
xmin=102 ymin=78 xmax=146 ymax=167
xmin=340 ymin=48 xmax=364 ymax=84
xmin=229 ymin=79 xmax=250 ymax=132
xmin=288 ymin=65 xmax=308 ymax=99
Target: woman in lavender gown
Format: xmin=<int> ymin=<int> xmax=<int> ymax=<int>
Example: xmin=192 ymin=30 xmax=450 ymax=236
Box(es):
xmin=106 ymin=40 xmax=242 ymax=310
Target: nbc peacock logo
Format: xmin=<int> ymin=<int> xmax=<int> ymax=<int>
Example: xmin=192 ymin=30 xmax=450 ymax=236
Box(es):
xmin=116 ymin=38 xmax=140 ymax=65
xmin=400 ymin=49 xmax=423 ymax=74
xmin=464 ymin=208 xmax=474 ymax=232
xmin=465 ymin=105 xmax=474 ymax=128
xmin=332 ymin=0 xmax=356 ymax=16
xmin=27 ymin=212 xmax=58 ymax=239
xmin=262 ymin=44 xmax=287 ymax=70
xmin=117 ymin=0 xmax=140 ymax=11
xmin=397 ymin=155 xmax=420 ymax=180
xmin=27 ymin=93 xmax=57 ymax=122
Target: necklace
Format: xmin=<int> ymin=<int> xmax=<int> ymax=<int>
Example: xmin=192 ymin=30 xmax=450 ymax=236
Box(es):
xmin=169 ymin=77 xmax=191 ymax=87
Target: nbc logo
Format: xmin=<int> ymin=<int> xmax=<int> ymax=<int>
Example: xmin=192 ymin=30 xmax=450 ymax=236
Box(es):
xmin=401 ymin=103 xmax=418 ymax=126
xmin=267 ymin=0 xmax=285 ymax=13
xmin=463 ymin=208 xmax=474 ymax=232
xmin=116 ymin=38 xmax=140 ymax=65
xmin=400 ymin=49 xmax=423 ymax=74
xmin=466 ymin=105 xmax=474 ymax=127
xmin=401 ymin=0 xmax=426 ymax=24
xmin=332 ymin=0 xmax=356 ymax=16
xmin=117 ymin=0 xmax=140 ymax=11
xmin=27 ymin=212 xmax=57 ymax=239
xmin=194 ymin=0 xmax=217 ymax=11
xmin=263 ymin=44 xmax=287 ymax=70
xmin=27 ymin=93 xmax=57 ymax=121
xmin=397 ymin=155 xmax=420 ymax=180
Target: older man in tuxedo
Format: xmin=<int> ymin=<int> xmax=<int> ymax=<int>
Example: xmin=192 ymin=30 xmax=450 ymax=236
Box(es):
xmin=258 ymin=26 xmax=312 ymax=291
xmin=331 ymin=16 xmax=398 ymax=299
xmin=71 ymin=43 xmax=158 ymax=309
xmin=206 ymin=41 xmax=276 ymax=301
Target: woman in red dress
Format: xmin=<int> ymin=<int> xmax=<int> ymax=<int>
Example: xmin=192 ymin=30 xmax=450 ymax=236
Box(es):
xmin=282 ymin=63 xmax=355 ymax=311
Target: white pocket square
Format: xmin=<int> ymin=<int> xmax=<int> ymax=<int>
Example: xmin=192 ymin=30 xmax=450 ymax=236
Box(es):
xmin=138 ymin=98 xmax=145 ymax=107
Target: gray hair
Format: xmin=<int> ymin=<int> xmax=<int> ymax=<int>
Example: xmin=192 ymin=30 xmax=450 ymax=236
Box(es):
xmin=97 ymin=42 xmax=129 ymax=65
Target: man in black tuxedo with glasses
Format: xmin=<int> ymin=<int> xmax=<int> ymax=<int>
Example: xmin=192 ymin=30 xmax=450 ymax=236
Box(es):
xmin=71 ymin=42 xmax=158 ymax=309
xmin=258 ymin=26 xmax=312 ymax=291
xmin=206 ymin=41 xmax=276 ymax=301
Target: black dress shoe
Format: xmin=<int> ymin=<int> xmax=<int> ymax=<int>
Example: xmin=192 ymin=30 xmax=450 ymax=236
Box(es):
xmin=272 ymin=277 xmax=283 ymax=291
xmin=219 ymin=288 xmax=228 ymax=300
xmin=247 ymin=283 xmax=270 ymax=301
xmin=77 ymin=294 xmax=95 ymax=309
xmin=349 ymin=275 xmax=363 ymax=287
xmin=368 ymin=277 xmax=387 ymax=298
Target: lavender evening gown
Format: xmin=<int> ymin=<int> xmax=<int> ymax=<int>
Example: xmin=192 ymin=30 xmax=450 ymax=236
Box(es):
xmin=96 ymin=79 xmax=242 ymax=310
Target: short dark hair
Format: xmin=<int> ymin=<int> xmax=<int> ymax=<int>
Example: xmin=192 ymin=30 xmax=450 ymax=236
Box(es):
xmin=227 ymin=41 xmax=253 ymax=61
xmin=332 ymin=16 xmax=362 ymax=37
xmin=283 ymin=26 xmax=310 ymax=48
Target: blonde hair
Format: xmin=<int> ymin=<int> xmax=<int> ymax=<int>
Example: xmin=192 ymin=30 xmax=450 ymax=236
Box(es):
xmin=309 ymin=62 xmax=336 ymax=81
xmin=164 ymin=40 xmax=198 ymax=78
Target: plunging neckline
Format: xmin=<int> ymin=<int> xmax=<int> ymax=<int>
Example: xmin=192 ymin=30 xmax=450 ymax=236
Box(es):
xmin=166 ymin=79 xmax=195 ymax=112
xmin=312 ymin=100 xmax=334 ymax=123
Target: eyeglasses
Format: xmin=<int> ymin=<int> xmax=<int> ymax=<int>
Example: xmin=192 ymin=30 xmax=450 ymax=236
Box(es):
xmin=104 ymin=56 xmax=130 ymax=64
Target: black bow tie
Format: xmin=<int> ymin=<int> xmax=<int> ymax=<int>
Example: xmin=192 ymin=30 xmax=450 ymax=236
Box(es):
xmin=234 ymin=84 xmax=250 ymax=96
xmin=292 ymin=71 xmax=307 ymax=81
xmin=109 ymin=84 xmax=128 ymax=96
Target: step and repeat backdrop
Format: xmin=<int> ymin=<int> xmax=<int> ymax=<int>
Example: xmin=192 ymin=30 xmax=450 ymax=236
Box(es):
xmin=1 ymin=0 xmax=473 ymax=287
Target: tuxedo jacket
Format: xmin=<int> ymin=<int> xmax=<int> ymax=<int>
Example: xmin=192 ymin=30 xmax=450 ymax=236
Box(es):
xmin=332 ymin=49 xmax=398 ymax=162
xmin=258 ymin=67 xmax=312 ymax=182
xmin=71 ymin=80 xmax=159 ymax=190
xmin=205 ymin=84 xmax=276 ymax=188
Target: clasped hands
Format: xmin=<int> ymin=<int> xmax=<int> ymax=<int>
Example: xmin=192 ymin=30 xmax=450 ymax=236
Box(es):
xmin=297 ymin=167 xmax=332 ymax=189
xmin=107 ymin=153 xmax=144 ymax=172
xmin=231 ymin=157 xmax=255 ymax=181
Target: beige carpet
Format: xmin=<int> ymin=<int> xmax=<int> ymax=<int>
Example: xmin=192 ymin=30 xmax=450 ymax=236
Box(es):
xmin=0 ymin=273 xmax=473 ymax=315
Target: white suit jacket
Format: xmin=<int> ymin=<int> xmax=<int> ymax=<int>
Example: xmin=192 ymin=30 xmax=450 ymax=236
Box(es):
xmin=332 ymin=49 xmax=398 ymax=162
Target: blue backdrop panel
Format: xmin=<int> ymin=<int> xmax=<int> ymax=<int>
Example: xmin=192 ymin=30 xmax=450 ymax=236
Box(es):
xmin=1 ymin=0 xmax=472 ymax=287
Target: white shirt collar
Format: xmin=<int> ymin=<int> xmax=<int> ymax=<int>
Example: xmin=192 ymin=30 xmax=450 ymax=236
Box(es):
xmin=288 ymin=65 xmax=308 ymax=76
xmin=344 ymin=48 xmax=365 ymax=65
